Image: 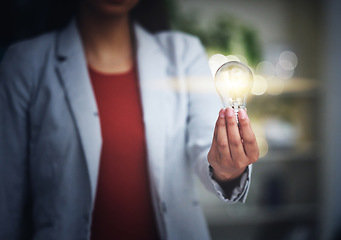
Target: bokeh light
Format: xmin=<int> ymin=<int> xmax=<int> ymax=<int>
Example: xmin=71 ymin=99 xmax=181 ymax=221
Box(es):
xmin=279 ymin=51 xmax=298 ymax=70
xmin=208 ymin=54 xmax=228 ymax=77
xmin=235 ymin=54 xmax=248 ymax=65
xmin=275 ymin=62 xmax=294 ymax=79
xmin=256 ymin=61 xmax=276 ymax=78
xmin=225 ymin=55 xmax=240 ymax=62
xmin=251 ymin=75 xmax=267 ymax=95
xmin=256 ymin=136 xmax=269 ymax=158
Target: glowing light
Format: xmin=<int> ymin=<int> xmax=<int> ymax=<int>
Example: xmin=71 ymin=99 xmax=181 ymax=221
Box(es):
xmin=208 ymin=54 xmax=228 ymax=77
xmin=212 ymin=61 xmax=253 ymax=122
xmin=251 ymin=75 xmax=267 ymax=95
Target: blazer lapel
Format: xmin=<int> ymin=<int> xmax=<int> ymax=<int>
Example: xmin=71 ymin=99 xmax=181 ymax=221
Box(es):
xmin=135 ymin=25 xmax=167 ymax=199
xmin=55 ymin=20 xmax=102 ymax=202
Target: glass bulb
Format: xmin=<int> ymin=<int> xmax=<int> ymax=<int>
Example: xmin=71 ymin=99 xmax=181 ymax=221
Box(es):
xmin=214 ymin=61 xmax=253 ymax=121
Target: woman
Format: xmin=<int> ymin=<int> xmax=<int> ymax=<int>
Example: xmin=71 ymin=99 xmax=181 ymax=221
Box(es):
xmin=0 ymin=0 xmax=259 ymax=239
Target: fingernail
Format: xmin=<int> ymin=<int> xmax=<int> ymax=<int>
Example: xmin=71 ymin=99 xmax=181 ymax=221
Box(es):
xmin=219 ymin=108 xmax=225 ymax=118
xmin=226 ymin=107 xmax=234 ymax=117
xmin=239 ymin=109 xmax=247 ymax=120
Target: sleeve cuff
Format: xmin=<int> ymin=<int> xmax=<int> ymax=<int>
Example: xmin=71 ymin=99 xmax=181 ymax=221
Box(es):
xmin=209 ymin=165 xmax=252 ymax=203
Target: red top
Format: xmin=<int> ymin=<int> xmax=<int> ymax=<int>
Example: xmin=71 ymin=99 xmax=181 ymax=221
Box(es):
xmin=89 ymin=65 xmax=159 ymax=240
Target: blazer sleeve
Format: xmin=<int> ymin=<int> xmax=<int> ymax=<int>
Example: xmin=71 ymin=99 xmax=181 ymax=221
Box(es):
xmin=0 ymin=45 xmax=32 ymax=238
xmin=183 ymin=36 xmax=252 ymax=203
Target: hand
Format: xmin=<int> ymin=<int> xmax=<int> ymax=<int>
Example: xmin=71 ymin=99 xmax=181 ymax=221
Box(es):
xmin=208 ymin=107 xmax=259 ymax=182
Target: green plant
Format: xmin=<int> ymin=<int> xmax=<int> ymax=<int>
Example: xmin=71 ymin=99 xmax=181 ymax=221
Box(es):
xmin=165 ymin=0 xmax=262 ymax=67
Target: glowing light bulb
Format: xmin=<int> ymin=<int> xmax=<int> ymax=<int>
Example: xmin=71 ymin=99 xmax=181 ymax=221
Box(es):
xmin=212 ymin=59 xmax=253 ymax=121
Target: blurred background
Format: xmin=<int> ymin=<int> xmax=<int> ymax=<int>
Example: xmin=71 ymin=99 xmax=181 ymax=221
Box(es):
xmin=170 ymin=0 xmax=341 ymax=240
xmin=1 ymin=0 xmax=341 ymax=239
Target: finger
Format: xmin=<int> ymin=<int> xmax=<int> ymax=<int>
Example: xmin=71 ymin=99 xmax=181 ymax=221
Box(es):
xmin=238 ymin=109 xmax=259 ymax=161
xmin=215 ymin=108 xmax=231 ymax=160
xmin=225 ymin=107 xmax=245 ymax=160
xmin=213 ymin=109 xmax=221 ymax=142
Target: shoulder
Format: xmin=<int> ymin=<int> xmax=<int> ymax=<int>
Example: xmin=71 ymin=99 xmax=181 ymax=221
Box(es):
xmin=1 ymin=31 xmax=57 ymax=66
xmin=154 ymin=30 xmax=202 ymax=48
xmin=0 ymin=31 xmax=57 ymax=100
xmin=142 ymin=29 xmax=208 ymax=75
xmin=152 ymin=30 xmax=210 ymax=77
xmin=153 ymin=30 xmax=205 ymax=58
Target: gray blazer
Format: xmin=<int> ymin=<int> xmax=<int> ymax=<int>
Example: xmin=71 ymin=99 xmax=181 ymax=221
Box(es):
xmin=0 ymin=20 xmax=251 ymax=240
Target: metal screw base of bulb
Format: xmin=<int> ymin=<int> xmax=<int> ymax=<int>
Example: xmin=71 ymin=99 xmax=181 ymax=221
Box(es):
xmin=231 ymin=105 xmax=245 ymax=124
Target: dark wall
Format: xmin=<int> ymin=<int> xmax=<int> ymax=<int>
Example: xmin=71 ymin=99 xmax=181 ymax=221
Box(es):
xmin=0 ymin=0 xmax=171 ymax=60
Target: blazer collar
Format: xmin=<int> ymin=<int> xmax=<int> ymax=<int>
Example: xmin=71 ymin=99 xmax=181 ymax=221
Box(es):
xmin=55 ymin=19 xmax=168 ymax=202
xmin=134 ymin=23 xmax=168 ymax=201
xmin=55 ymin=19 xmax=102 ymax=202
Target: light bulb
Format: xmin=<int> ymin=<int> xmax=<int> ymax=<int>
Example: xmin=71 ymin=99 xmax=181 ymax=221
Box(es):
xmin=213 ymin=60 xmax=253 ymax=121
